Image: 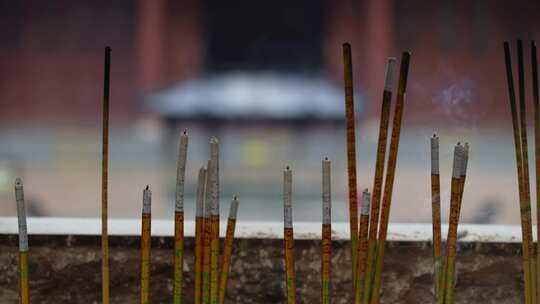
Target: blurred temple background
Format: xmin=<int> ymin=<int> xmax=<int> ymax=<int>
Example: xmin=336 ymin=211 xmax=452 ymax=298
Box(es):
xmin=1 ymin=0 xmax=540 ymax=224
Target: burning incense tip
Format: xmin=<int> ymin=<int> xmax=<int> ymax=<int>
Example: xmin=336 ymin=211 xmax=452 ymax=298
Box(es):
xmin=384 ymin=57 xmax=397 ymax=91
xmin=324 ymin=156 xmax=329 ymax=161
xmin=361 ymin=189 xmax=370 ymax=215
xmin=431 ymin=135 xmax=439 ymax=175
xmin=15 ymin=178 xmax=28 ymax=252
xmin=233 ymin=195 xmax=238 ymax=200
xmin=15 ymin=178 xmax=23 ymax=200
xmin=283 ymin=168 xmax=293 ymax=229
xmin=183 ymin=129 xmax=187 ymax=135
xmin=322 ymin=159 xmax=331 ymax=225
xmin=229 ymin=197 xmax=239 ymax=219
xmin=343 ymin=42 xmax=351 ymax=49
xmin=143 ymin=186 xmax=152 ymax=214
xmin=286 ymin=165 xmax=290 ymax=171
xmin=105 ymin=46 xmax=111 ymax=52
xmin=452 ymin=144 xmax=464 ymax=179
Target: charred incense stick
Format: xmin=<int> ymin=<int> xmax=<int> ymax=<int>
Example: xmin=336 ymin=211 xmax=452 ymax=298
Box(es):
xmin=219 ymin=196 xmax=239 ymax=304
xmin=518 ymin=40 xmax=538 ymax=303
xmin=342 ymin=43 xmax=359 ymax=281
xmin=431 ymin=134 xmax=442 ymax=301
xmin=532 ymin=41 xmax=540 ymax=298
xmin=101 ymin=45 xmax=111 ymax=304
xmin=441 ymin=144 xmax=465 ymax=304
xmin=283 ymin=166 xmax=296 ymax=304
xmin=141 ymin=186 xmax=152 ymax=304
xmin=355 ymin=189 xmax=371 ymax=304
xmin=202 ymin=160 xmax=213 ymax=304
xmin=209 ymin=138 xmax=220 ymax=304
xmin=15 ymin=178 xmax=29 ymax=304
xmin=173 ymin=130 xmax=188 ymax=304
xmin=370 ymin=52 xmax=410 ymax=304
xmin=504 ymin=41 xmax=534 ymax=304
xmin=363 ymin=57 xmax=396 ymax=302
xmin=195 ymin=167 xmax=207 ymax=304
xmin=321 ymin=158 xmax=332 ymax=304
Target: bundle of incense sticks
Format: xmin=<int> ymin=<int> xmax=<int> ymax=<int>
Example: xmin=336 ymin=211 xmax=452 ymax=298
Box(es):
xmin=344 ymin=51 xmax=410 ymax=303
xmin=321 ymin=158 xmax=332 ymax=304
xmin=141 ymin=186 xmax=152 ymax=304
xmin=436 ymin=143 xmax=468 ymax=304
xmin=430 ymin=134 xmax=442 ymax=301
xmin=101 ymin=46 xmax=111 ymax=304
xmin=504 ymin=40 xmax=537 ymax=304
xmin=173 ymin=131 xmax=188 ymax=304
xmin=362 ymin=57 xmax=396 ymax=303
xmin=15 ymin=178 xmax=29 ymax=304
xmin=283 ymin=166 xmax=296 ymax=304
xmin=130 ymin=135 xmax=239 ymax=303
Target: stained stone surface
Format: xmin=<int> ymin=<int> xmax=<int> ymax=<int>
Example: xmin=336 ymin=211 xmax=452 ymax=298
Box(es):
xmin=0 ymin=235 xmax=523 ymax=303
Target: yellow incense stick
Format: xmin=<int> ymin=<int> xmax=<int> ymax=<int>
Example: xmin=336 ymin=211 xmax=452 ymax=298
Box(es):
xmin=370 ymin=52 xmax=410 ymax=304
xmin=517 ymin=40 xmax=537 ymax=303
xmin=355 ymin=189 xmax=370 ymax=304
xmin=101 ymin=46 xmax=111 ymax=304
xmin=431 ymin=134 xmax=442 ymax=302
xmin=15 ymin=178 xmax=29 ymax=304
xmin=202 ymin=159 xmax=213 ymax=304
xmin=174 ymin=131 xmax=189 ymax=304
xmin=441 ymin=144 xmax=466 ymax=304
xmin=363 ymin=57 xmax=396 ymax=303
xmin=531 ymin=40 xmax=540 ymax=301
xmin=219 ymin=196 xmax=239 ymax=304
xmin=141 ymin=186 xmax=152 ymax=304
xmin=209 ymin=138 xmax=220 ymax=304
xmin=195 ymin=167 xmax=207 ymax=304
xmin=284 ymin=166 xmax=296 ymax=304
xmin=504 ymin=41 xmax=533 ymax=304
xmin=342 ymin=43 xmax=359 ymax=282
xmin=321 ymin=158 xmax=332 ymax=304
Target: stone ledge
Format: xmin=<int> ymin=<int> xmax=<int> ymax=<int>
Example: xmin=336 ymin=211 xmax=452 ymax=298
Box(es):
xmin=0 ymin=235 xmax=524 ymax=303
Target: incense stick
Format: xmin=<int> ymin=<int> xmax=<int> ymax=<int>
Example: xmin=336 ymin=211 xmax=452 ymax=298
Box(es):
xmin=15 ymin=178 xmax=29 ymax=304
xmin=283 ymin=166 xmax=296 ymax=304
xmin=518 ymin=40 xmax=538 ymax=303
xmin=174 ymin=130 xmax=189 ymax=304
xmin=504 ymin=41 xmax=534 ymax=304
xmin=370 ymin=51 xmax=411 ymax=304
xmin=363 ymin=57 xmax=396 ymax=303
xmin=219 ymin=196 xmax=239 ymax=304
xmin=355 ymin=189 xmax=371 ymax=304
xmin=532 ymin=40 xmax=540 ymax=300
xmin=195 ymin=167 xmax=207 ymax=304
xmin=209 ymin=138 xmax=220 ymax=304
xmin=101 ymin=45 xmax=111 ymax=304
xmin=141 ymin=186 xmax=152 ymax=304
xmin=321 ymin=158 xmax=332 ymax=304
xmin=430 ymin=134 xmax=442 ymax=302
xmin=202 ymin=160 xmax=213 ymax=304
xmin=342 ymin=43 xmax=359 ymax=282
xmin=441 ymin=144 xmax=465 ymax=304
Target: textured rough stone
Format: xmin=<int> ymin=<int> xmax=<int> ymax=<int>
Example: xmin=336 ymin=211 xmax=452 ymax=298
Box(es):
xmin=0 ymin=235 xmax=523 ymax=303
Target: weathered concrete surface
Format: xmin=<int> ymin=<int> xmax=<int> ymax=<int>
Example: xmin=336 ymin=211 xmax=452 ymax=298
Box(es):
xmin=0 ymin=235 xmax=524 ymax=303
